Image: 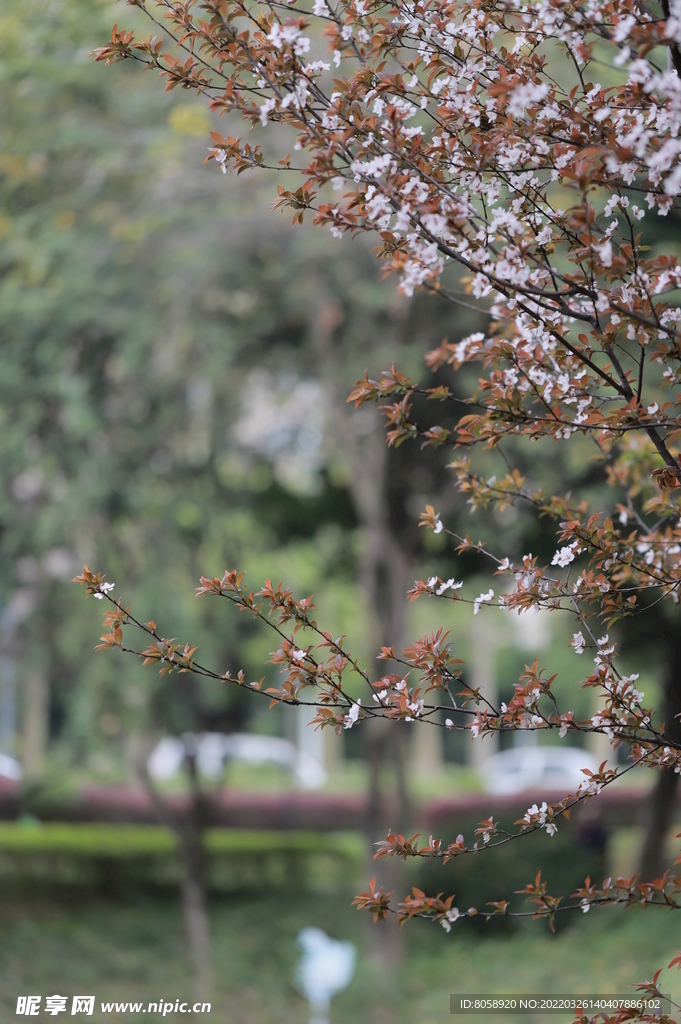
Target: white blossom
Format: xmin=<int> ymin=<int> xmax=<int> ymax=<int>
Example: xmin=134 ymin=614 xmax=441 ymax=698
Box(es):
xmin=267 ymin=23 xmax=310 ymax=55
xmin=552 ymin=543 xmax=577 ymax=567
xmin=259 ymin=96 xmax=277 ymax=125
xmin=507 ymin=81 xmax=549 ymax=118
xmin=343 ymin=700 xmax=361 ymax=729
xmin=594 ymin=240 xmax=613 ymax=267
xmin=523 ymin=801 xmax=549 ymax=827
xmin=473 ymin=589 xmax=494 ymax=614
xmin=570 ymin=631 xmax=586 ymax=654
xmin=436 ymin=578 xmax=463 ymax=595
xmin=441 ymin=906 xmax=461 ymax=932
xmin=406 ymin=698 xmax=424 ymax=720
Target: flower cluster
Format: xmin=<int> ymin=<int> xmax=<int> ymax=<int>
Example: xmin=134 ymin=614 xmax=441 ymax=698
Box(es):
xmin=520 ymin=801 xmax=558 ymax=837
xmin=96 ymin=0 xmax=681 ymax=457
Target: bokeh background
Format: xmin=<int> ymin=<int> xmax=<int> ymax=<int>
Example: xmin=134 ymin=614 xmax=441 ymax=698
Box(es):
xmin=1 ymin=0 xmax=681 ymax=1020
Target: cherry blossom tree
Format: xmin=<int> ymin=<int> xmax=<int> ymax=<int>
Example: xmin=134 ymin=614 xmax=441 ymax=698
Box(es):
xmin=80 ymin=0 xmax=681 ymax=1013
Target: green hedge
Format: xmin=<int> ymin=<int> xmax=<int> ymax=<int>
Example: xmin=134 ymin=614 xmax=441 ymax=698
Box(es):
xmin=0 ymin=823 xmax=365 ymax=894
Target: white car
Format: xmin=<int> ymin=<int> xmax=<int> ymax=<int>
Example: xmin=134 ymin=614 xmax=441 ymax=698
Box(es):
xmin=481 ymin=745 xmax=598 ymax=796
xmin=0 ymin=753 xmax=22 ymax=781
xmin=147 ymin=732 xmax=327 ymax=790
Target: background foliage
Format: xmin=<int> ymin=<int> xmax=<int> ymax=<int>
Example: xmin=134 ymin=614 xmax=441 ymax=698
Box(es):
xmin=1 ymin=0 xmax=679 ymax=1019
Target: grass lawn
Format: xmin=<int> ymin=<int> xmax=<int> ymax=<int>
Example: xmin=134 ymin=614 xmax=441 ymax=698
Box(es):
xmin=0 ymin=889 xmax=679 ymax=1023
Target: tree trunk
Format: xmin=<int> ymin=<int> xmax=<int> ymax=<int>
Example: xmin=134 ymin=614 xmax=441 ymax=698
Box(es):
xmin=639 ymin=624 xmax=681 ymax=880
xmin=23 ymin=668 xmax=48 ymax=777
xmin=131 ymin=735 xmax=212 ymax=999
xmin=311 ymin=298 xmax=412 ymax=966
xmin=639 ymin=767 xmax=678 ymax=881
xmin=311 ymin=296 xmax=412 ymax=827
xmin=179 ymin=746 xmax=212 ymax=1001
